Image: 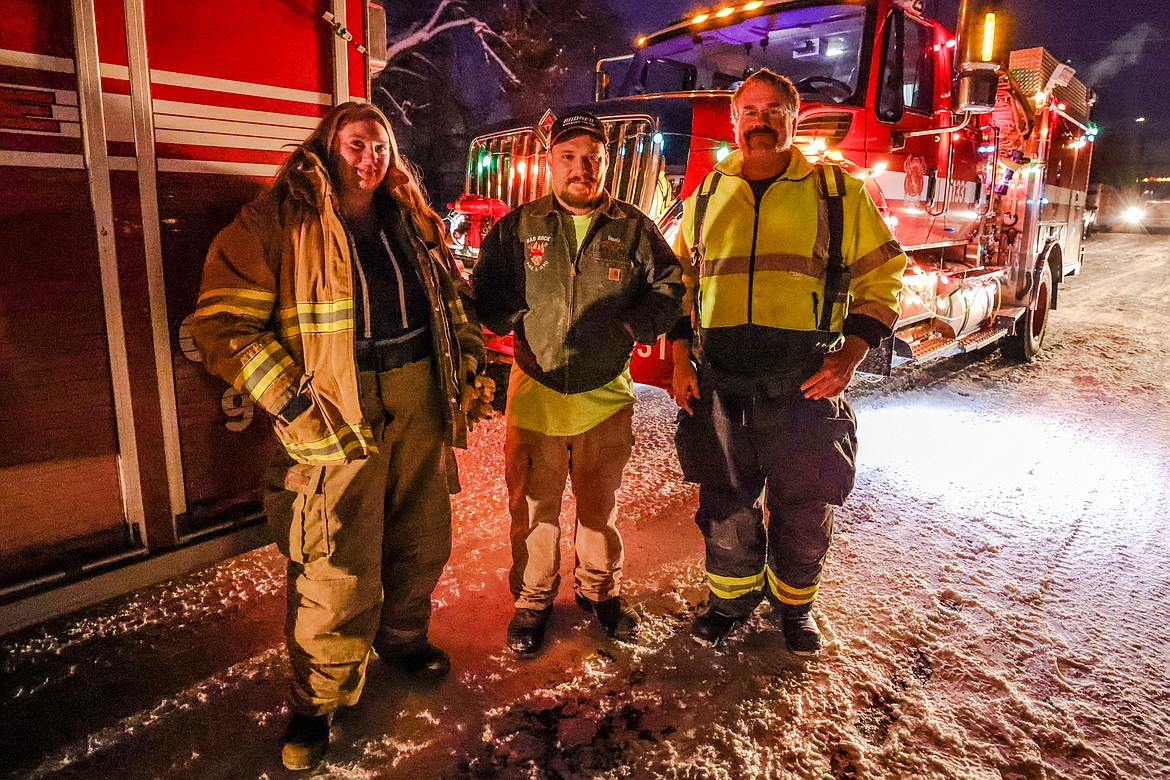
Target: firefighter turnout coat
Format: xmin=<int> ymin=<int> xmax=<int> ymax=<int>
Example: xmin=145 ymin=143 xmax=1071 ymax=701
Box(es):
xmin=191 ymin=150 xmax=484 ymax=463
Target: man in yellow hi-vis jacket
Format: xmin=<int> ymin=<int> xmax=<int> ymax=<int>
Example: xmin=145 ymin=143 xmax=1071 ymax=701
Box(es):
xmin=671 ymin=70 xmax=906 ymax=655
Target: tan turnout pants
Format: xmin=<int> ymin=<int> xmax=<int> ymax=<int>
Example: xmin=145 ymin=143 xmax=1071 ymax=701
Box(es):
xmin=506 ymin=405 xmax=635 ymax=609
xmin=264 ymin=359 xmax=452 ymax=715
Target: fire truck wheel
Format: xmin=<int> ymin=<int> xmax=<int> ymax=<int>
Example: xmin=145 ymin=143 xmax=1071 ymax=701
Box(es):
xmin=1003 ymin=262 xmax=1053 ymax=363
xmin=484 ymin=361 xmax=511 ymax=413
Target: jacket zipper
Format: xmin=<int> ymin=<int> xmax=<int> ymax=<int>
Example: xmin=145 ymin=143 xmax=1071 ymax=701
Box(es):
xmin=812 ymin=292 xmax=820 ymax=328
xmin=566 ymin=216 xmax=580 ymax=390
xmin=747 ymin=192 xmax=762 ymax=324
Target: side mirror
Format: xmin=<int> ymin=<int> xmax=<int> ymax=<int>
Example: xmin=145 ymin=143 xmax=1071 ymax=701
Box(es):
xmin=955 ymin=62 xmax=999 ymax=114
xmin=876 ymin=10 xmax=904 ymax=123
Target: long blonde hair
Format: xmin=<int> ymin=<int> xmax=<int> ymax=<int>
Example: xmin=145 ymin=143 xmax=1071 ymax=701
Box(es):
xmin=275 ymin=100 xmax=446 ymax=245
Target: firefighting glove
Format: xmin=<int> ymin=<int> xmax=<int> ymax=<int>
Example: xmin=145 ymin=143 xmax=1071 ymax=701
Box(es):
xmin=460 ymin=374 xmax=497 ymax=430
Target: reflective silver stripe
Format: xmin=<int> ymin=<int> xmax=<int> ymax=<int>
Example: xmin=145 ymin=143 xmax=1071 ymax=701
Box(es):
xmin=379 ymin=230 xmax=410 ymax=330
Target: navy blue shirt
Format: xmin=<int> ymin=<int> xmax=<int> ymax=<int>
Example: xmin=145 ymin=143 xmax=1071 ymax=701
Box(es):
xmin=350 ymin=201 xmax=432 ymax=342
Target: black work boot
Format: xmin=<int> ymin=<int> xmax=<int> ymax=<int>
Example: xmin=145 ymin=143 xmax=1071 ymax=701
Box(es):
xmin=575 ymin=593 xmax=639 ymax=642
xmin=376 ymin=639 xmax=451 ymax=681
xmin=506 ymin=606 xmax=552 ymax=655
xmin=781 ymin=609 xmax=822 ymax=657
xmin=281 ymin=711 xmax=331 ymax=771
xmin=691 ymin=605 xmax=742 ymax=644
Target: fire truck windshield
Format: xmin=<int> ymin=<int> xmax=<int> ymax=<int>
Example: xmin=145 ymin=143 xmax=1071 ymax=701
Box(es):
xmin=617 ymin=3 xmax=867 ymax=104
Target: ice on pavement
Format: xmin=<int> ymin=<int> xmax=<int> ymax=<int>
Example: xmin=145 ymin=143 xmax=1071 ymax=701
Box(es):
xmin=2 ymin=234 xmax=1168 ymax=779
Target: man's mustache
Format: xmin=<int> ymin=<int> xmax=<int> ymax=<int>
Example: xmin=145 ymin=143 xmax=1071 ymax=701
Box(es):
xmin=746 ymin=127 xmax=778 ymax=141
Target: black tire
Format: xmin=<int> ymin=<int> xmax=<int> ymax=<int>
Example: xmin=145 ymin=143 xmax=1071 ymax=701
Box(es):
xmin=1003 ymin=262 xmax=1053 ymax=362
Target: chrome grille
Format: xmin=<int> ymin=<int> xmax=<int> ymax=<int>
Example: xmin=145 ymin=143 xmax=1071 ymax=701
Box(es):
xmin=465 ymin=116 xmax=662 ymax=214
xmin=793 ymin=111 xmax=854 ymax=150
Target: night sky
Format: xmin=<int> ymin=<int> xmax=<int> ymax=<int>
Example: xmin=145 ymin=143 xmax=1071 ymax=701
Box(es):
xmin=605 ymin=0 xmax=1170 ymax=172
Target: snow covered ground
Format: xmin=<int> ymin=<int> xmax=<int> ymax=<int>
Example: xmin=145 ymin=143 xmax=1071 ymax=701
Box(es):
xmin=3 ymin=233 xmax=1168 ymax=779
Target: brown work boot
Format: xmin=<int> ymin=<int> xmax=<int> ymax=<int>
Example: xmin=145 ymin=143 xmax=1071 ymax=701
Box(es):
xmin=575 ymin=593 xmax=639 ymax=642
xmin=506 ymin=606 xmax=552 ymax=655
xmin=281 ymin=712 xmax=331 ymax=771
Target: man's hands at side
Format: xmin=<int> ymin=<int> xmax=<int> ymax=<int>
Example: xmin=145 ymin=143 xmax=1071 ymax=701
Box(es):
xmin=801 ymin=335 xmax=868 ymax=400
xmin=671 ymin=340 xmax=700 ymax=415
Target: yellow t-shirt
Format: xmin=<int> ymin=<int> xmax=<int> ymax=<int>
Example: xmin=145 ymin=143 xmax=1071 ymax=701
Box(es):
xmin=506 ymin=214 xmax=636 ymax=436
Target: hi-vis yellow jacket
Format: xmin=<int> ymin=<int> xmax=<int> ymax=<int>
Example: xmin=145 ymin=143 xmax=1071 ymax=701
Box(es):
xmin=191 ymin=150 xmax=483 ymax=463
xmin=672 ymin=146 xmax=905 ymax=347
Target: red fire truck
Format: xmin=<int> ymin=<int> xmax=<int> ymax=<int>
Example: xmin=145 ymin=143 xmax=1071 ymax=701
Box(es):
xmin=0 ymin=0 xmax=387 ymax=632
xmin=447 ymin=0 xmax=1096 ymax=385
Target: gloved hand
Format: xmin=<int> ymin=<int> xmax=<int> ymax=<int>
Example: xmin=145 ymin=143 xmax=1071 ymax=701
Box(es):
xmin=460 ymin=373 xmax=497 ymax=429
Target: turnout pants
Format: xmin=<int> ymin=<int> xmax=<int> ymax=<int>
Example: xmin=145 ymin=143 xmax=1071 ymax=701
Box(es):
xmin=506 ymin=405 xmax=635 ymax=609
xmin=676 ymin=383 xmax=857 ymax=618
xmin=264 ymin=359 xmax=452 ymax=715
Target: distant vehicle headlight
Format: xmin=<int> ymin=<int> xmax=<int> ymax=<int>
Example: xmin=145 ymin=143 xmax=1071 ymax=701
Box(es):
xmin=1123 ymin=206 xmax=1146 ymax=223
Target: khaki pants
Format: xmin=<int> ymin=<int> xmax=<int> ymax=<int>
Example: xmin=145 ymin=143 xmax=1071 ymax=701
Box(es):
xmin=264 ymin=359 xmax=452 ymax=715
xmin=505 ymin=405 xmax=635 ymax=609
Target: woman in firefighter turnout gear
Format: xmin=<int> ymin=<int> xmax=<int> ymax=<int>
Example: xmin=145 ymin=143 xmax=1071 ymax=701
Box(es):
xmin=190 ymin=101 xmax=486 ymax=771
xmin=671 ymin=70 xmax=906 ymax=655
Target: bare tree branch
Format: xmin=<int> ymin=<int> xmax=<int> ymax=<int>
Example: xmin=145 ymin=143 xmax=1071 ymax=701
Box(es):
xmin=386 ymin=64 xmax=431 ymax=81
xmin=476 ymin=27 xmax=518 ymax=83
xmin=382 ymin=0 xmax=517 ymax=87
xmin=376 ymin=85 xmax=414 ymax=127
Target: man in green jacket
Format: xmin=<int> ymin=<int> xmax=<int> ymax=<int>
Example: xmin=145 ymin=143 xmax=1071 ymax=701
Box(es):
xmin=472 ymin=111 xmax=684 ymax=655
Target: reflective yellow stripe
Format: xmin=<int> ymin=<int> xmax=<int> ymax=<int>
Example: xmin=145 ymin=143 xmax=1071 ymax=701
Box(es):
xmin=765 ymin=566 xmax=819 ymax=605
xmin=195 ymin=287 xmax=276 ymax=319
xmin=283 ymin=423 xmax=375 ymax=463
xmin=235 ymin=338 xmax=295 ymax=400
xmin=706 ymin=570 xmax=765 ymax=600
xmin=279 ymin=299 xmax=355 ymax=337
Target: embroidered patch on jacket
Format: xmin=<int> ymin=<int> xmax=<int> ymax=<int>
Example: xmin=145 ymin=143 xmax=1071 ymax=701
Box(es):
xmin=526 ymin=239 xmax=549 ymax=270
xmin=608 ymin=267 xmax=622 ymax=281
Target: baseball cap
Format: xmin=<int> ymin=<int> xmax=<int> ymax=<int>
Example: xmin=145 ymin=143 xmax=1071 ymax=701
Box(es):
xmin=549 ymin=110 xmax=607 ymax=146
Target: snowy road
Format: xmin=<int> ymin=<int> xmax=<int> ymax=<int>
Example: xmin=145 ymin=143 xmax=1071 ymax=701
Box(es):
xmin=3 ymin=234 xmax=1169 ymax=779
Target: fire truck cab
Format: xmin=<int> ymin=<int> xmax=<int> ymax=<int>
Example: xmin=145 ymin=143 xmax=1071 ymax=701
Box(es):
xmin=449 ymin=0 xmax=1096 ymax=379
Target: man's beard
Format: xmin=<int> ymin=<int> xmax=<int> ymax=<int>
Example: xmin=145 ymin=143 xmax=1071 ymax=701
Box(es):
xmin=557 ymin=180 xmax=603 ymax=210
